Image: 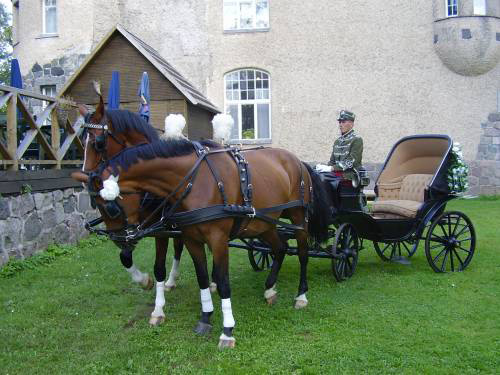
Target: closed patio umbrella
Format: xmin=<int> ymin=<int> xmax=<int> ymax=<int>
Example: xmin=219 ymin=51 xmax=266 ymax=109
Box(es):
xmin=107 ymin=71 xmax=121 ymax=109
xmin=137 ymin=71 xmax=150 ymax=122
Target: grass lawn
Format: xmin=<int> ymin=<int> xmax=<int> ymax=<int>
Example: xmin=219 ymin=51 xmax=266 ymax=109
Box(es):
xmin=1 ymin=199 xmax=499 ymax=374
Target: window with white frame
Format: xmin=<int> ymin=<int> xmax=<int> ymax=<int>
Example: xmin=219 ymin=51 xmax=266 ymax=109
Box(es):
xmin=223 ymin=0 xmax=269 ymax=31
xmin=446 ymin=0 xmax=458 ymax=17
xmin=473 ymin=0 xmax=486 ymax=15
xmin=40 ymin=85 xmax=56 ymax=125
xmin=225 ymin=69 xmax=271 ymax=141
xmin=43 ymin=0 xmax=57 ymax=34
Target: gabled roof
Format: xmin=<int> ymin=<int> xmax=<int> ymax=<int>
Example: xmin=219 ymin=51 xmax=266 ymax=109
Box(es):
xmin=59 ymin=24 xmax=220 ymax=113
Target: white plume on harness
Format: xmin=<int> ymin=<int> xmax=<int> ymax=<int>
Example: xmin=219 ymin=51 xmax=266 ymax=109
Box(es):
xmin=99 ymin=175 xmax=120 ymax=201
xmin=162 ymin=114 xmax=187 ymax=140
xmin=212 ymin=114 xmax=234 ymax=144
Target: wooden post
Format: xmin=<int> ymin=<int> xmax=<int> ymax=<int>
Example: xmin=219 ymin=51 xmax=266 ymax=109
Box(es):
xmin=6 ymin=94 xmax=18 ymax=170
xmin=51 ymin=109 xmax=61 ymax=169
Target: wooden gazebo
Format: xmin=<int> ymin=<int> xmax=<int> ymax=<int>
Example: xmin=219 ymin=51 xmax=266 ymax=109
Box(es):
xmin=59 ymin=24 xmax=219 ymax=139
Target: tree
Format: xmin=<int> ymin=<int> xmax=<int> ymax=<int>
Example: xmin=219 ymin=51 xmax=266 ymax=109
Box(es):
xmin=0 ymin=3 xmax=12 ymax=85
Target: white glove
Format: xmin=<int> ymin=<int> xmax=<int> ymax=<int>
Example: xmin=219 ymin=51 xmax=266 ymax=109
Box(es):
xmin=99 ymin=175 xmax=120 ymax=201
xmin=315 ymin=164 xmax=332 ymax=173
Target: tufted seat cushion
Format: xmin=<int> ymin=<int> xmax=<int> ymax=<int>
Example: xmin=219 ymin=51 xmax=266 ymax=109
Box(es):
xmin=372 ymin=174 xmax=433 ymax=218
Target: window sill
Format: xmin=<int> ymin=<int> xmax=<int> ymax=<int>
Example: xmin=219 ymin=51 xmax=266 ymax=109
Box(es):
xmin=36 ymin=34 xmax=59 ymax=39
xmin=223 ymin=28 xmax=270 ymax=34
xmin=229 ymin=138 xmax=272 ymax=145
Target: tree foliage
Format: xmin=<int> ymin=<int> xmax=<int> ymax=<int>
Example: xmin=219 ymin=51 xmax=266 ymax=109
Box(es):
xmin=0 ymin=3 xmax=12 ymax=85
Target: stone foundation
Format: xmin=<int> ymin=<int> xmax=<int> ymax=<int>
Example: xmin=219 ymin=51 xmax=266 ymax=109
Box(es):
xmin=0 ymin=188 xmax=98 ymax=266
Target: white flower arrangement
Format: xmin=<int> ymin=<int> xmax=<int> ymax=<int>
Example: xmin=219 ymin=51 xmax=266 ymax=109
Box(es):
xmin=447 ymin=142 xmax=469 ymax=194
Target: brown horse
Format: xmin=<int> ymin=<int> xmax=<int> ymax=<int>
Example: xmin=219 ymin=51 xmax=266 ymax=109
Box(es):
xmin=74 ymin=136 xmax=331 ymax=348
xmin=73 ymin=95 xmax=189 ymax=326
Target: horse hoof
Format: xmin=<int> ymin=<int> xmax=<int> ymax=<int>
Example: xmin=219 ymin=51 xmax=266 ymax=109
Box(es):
xmin=149 ymin=315 xmax=165 ymax=326
xmin=142 ymin=275 xmax=154 ymax=290
xmin=209 ymin=282 xmax=217 ymax=293
xmin=218 ymin=338 xmax=236 ymax=349
xmin=294 ymin=299 xmax=308 ymax=309
xmin=165 ymin=283 xmax=176 ymax=292
xmin=193 ymin=321 xmax=213 ymax=335
xmin=266 ymin=293 xmax=278 ymax=305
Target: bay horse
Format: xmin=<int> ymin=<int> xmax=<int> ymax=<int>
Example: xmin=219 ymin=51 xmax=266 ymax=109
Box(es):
xmin=73 ymin=94 xmax=190 ymax=326
xmin=75 ymin=137 xmax=331 ymax=348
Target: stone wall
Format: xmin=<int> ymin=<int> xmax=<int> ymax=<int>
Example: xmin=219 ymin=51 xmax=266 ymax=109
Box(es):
xmin=0 ymin=188 xmax=98 ymax=266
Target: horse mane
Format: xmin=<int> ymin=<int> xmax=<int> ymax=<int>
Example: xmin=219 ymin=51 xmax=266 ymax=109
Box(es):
xmin=107 ymin=138 xmax=222 ymax=174
xmin=105 ymin=109 xmax=159 ymax=142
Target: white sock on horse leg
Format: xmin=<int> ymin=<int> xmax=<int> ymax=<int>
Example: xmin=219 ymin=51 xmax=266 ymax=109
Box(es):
xmin=152 ymin=281 xmax=166 ymax=317
xmin=200 ymin=288 xmax=214 ymax=313
xmin=166 ymin=259 xmax=180 ymax=287
xmin=126 ymin=264 xmax=148 ymax=284
xmin=221 ymin=298 xmax=235 ymax=328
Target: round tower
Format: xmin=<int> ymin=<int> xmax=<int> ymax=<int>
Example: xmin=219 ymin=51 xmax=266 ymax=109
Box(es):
xmin=432 ymin=0 xmax=500 ymax=76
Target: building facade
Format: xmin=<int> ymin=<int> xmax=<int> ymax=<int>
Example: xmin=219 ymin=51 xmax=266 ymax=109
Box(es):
xmin=12 ymin=0 xmax=500 ymax=194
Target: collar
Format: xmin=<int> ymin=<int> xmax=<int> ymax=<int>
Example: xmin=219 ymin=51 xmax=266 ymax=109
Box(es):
xmin=339 ymin=129 xmax=356 ymax=141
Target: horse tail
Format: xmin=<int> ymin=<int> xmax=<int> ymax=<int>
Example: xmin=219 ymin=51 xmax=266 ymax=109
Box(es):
xmin=302 ymin=162 xmax=332 ymax=244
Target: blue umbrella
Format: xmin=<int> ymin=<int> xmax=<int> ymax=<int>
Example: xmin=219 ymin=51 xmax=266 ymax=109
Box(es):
xmin=137 ymin=71 xmax=150 ymax=122
xmin=107 ymin=71 xmax=121 ymax=109
xmin=10 ymin=59 xmax=23 ymax=88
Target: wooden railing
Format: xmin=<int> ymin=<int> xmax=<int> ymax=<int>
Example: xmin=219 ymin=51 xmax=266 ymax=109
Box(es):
xmin=0 ymin=84 xmax=84 ymax=170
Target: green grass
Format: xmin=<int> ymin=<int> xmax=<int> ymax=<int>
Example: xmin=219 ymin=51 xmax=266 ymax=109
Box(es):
xmin=1 ymin=199 xmax=499 ymax=374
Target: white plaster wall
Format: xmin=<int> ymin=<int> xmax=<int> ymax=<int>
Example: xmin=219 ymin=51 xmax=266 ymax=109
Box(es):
xmin=206 ymin=0 xmax=500 ymax=162
xmin=12 ymin=0 xmax=500 ymax=164
xmin=13 ymin=0 xmax=94 ymax=75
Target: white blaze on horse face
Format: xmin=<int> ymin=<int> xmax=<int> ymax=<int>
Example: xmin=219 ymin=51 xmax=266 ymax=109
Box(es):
xmin=221 ymin=298 xmax=235 ymax=328
xmin=200 ymin=288 xmax=214 ymax=313
xmin=99 ymin=175 xmax=120 ymax=200
xmin=82 ymin=133 xmax=89 ymax=172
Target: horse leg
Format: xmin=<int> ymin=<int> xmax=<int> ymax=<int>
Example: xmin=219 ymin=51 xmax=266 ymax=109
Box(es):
xmin=149 ymin=237 xmax=169 ymax=326
xmin=210 ymin=259 xmax=217 ymax=293
xmin=210 ymin=236 xmax=236 ymax=349
xmin=294 ymin=230 xmax=309 ymax=309
xmin=184 ymin=238 xmax=214 ymax=336
xmin=260 ymin=229 xmax=287 ymax=305
xmin=165 ymin=237 xmax=183 ymax=291
xmin=117 ymin=241 xmax=153 ymax=290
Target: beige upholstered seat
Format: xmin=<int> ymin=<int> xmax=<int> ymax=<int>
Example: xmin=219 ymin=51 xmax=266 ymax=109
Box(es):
xmin=372 ymin=174 xmax=433 ymax=218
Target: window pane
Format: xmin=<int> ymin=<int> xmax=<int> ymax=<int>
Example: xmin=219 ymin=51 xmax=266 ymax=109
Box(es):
xmin=248 ymin=90 xmax=255 ymax=100
xmin=241 ymin=91 xmax=247 ymax=100
xmin=241 ymin=81 xmax=247 ymax=90
xmin=256 ymin=1 xmax=269 ymax=28
xmin=228 ymin=105 xmax=239 ymax=139
xmin=46 ymin=7 xmax=57 ymax=33
xmin=256 ymin=79 xmax=262 ymax=89
xmin=263 ymin=80 xmax=269 ymax=89
xmin=257 ymin=104 xmax=269 ymax=138
xmin=241 ymin=104 xmax=255 ymax=139
xmin=248 ymin=81 xmax=254 ymax=89
xmin=248 ymin=70 xmax=254 ymax=79
xmin=473 ymin=0 xmax=486 ymax=15
xmin=223 ymin=1 xmax=238 ymax=30
xmin=239 ymin=1 xmax=254 ymax=29
xmin=240 ymin=70 xmax=247 ymax=80
xmin=263 ymin=90 xmax=269 ymax=99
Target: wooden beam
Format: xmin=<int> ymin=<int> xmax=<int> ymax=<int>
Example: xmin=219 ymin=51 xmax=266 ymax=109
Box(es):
xmin=16 ymin=97 xmax=57 ymax=160
xmin=0 ymin=92 xmax=13 ymax=108
xmin=0 ymin=137 xmax=12 ymax=159
xmin=0 ymin=84 xmax=58 ymax=102
xmin=6 ymin=93 xmax=18 ymax=170
xmin=36 ymin=102 xmax=56 ymax=126
xmin=51 ymin=109 xmax=61 ymax=169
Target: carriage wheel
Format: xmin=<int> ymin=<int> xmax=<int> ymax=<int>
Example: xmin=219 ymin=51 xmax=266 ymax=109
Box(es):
xmin=425 ymin=211 xmax=475 ymax=273
xmin=373 ymin=239 xmax=418 ymax=262
xmin=331 ymin=223 xmax=359 ymax=281
xmin=247 ymin=240 xmax=275 ymax=271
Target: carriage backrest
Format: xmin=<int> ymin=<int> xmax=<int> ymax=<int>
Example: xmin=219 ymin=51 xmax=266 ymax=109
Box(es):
xmin=376 ymin=136 xmax=451 ymax=199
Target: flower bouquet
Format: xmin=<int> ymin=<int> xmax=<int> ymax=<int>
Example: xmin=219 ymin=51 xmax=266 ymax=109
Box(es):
xmin=447 ymin=142 xmax=469 ymax=194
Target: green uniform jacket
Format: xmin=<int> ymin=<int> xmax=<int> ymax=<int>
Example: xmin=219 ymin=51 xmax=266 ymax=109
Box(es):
xmin=328 ymin=130 xmax=363 ymax=180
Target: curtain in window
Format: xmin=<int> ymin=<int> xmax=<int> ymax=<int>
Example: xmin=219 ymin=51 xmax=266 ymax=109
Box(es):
xmin=45 ymin=0 xmax=57 ymax=34
xmin=257 ymin=104 xmax=269 ymax=138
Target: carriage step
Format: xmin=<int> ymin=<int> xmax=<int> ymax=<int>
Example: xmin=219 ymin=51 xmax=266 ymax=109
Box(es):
xmin=390 ymin=256 xmax=411 ymax=265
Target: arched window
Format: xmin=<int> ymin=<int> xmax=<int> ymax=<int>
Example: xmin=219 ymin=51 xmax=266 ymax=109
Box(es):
xmin=224 ymin=69 xmax=271 ymax=141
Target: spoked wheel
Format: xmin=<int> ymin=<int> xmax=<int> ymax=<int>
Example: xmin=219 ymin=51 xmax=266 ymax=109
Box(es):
xmin=247 ymin=240 xmax=275 ymax=271
xmin=373 ymin=239 xmax=418 ymax=263
xmin=425 ymin=211 xmax=476 ymax=273
xmin=331 ymin=223 xmax=359 ymax=281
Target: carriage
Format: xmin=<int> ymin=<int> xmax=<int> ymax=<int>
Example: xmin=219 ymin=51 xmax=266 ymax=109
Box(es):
xmin=230 ymin=134 xmax=476 ymax=280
